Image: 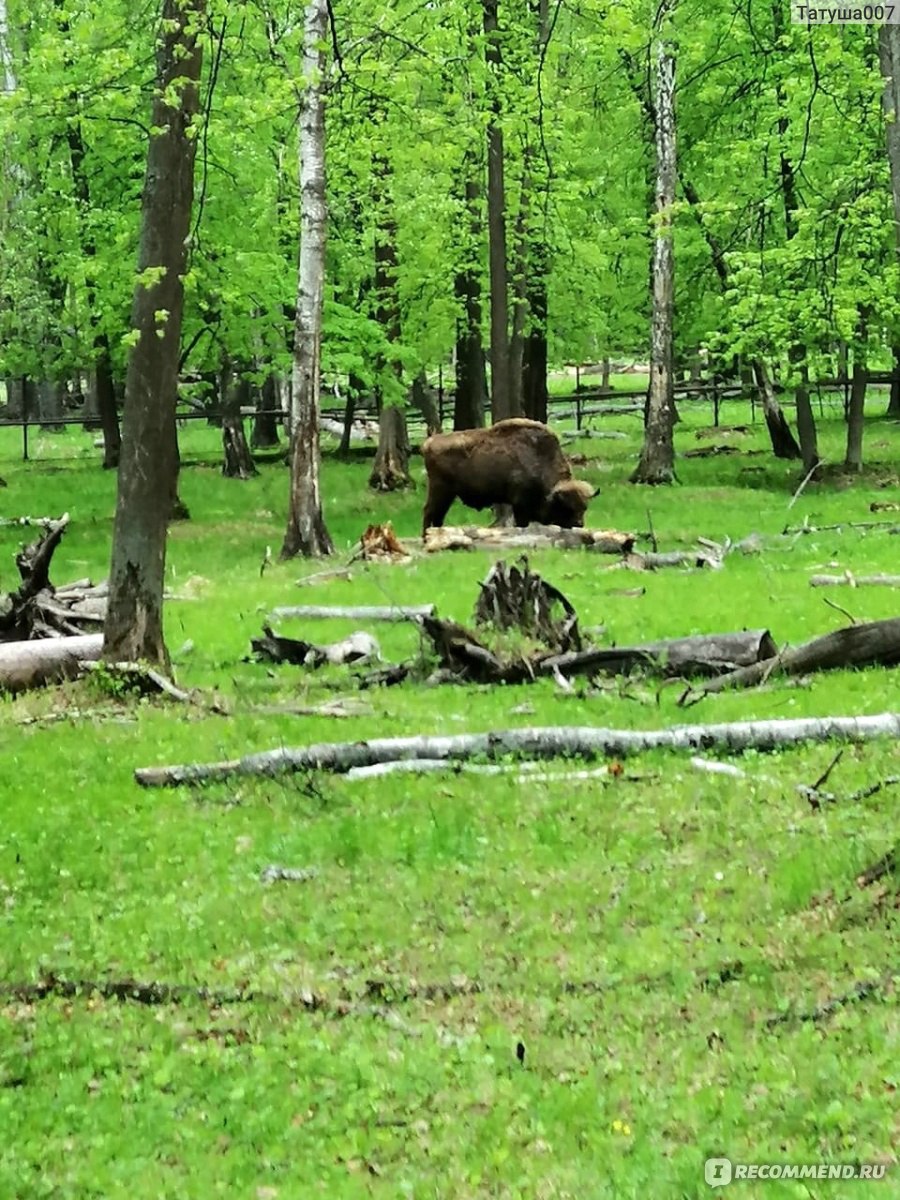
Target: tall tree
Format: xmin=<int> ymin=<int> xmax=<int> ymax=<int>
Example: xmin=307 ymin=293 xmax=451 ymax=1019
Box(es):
xmin=632 ymin=4 xmax=677 ymax=485
xmin=281 ymin=0 xmax=334 ymax=559
xmin=454 ymin=166 xmax=487 ymax=430
xmin=879 ymin=24 xmax=900 ymax=419
xmin=103 ymin=0 xmax=205 ymax=666
xmin=483 ymin=0 xmax=513 ymax=422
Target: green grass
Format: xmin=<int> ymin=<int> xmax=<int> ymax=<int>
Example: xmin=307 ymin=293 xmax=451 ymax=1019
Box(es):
xmin=0 ymin=404 xmax=897 ymax=1198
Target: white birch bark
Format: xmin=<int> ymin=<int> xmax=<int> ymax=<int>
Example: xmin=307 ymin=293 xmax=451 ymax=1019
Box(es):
xmin=281 ymin=0 xmax=333 ymax=557
xmin=632 ymin=5 xmax=677 ymax=484
xmin=135 ymin=713 xmax=900 ymax=787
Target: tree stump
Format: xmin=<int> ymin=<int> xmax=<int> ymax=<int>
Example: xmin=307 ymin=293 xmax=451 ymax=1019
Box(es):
xmin=369 ymin=406 xmax=411 ymax=491
xmin=473 ymin=557 xmax=581 ymax=652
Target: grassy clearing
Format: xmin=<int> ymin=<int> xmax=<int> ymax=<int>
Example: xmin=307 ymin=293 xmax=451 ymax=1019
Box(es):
xmin=0 ymin=405 xmax=897 ymax=1198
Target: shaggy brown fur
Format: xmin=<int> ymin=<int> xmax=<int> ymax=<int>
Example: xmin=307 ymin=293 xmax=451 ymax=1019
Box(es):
xmin=421 ymin=418 xmax=595 ymax=535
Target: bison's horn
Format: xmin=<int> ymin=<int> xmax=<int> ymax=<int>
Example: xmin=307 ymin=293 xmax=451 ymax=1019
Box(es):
xmin=552 ymin=479 xmax=596 ymax=501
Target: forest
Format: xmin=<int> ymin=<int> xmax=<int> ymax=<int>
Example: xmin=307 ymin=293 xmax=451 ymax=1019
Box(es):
xmin=0 ymin=1 xmax=898 ymax=1197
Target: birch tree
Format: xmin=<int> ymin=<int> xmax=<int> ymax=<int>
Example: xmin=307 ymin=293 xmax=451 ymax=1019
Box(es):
xmin=103 ymin=0 xmax=205 ymax=667
xmin=281 ymin=0 xmax=333 ymax=559
xmin=632 ymin=2 xmax=676 ymax=486
xmin=879 ymin=23 xmax=900 ymax=419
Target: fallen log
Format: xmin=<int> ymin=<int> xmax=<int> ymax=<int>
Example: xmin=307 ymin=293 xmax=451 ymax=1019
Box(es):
xmin=542 ymin=630 xmax=777 ymax=680
xmin=620 ymin=549 xmax=723 ymax=571
xmin=0 ymin=633 xmax=103 ymax=693
xmin=296 ymin=568 xmax=354 ymax=587
xmin=271 ymin=604 xmax=434 ymax=622
xmin=562 ymin=429 xmax=628 ymax=441
xmin=421 ymin=525 xmax=635 ymax=555
xmin=783 ymin=518 xmax=900 ymax=536
xmin=809 ymin=573 xmax=900 ymax=588
xmin=682 ymin=617 xmax=900 ymax=704
xmin=0 ymin=516 xmax=57 ymax=528
xmin=134 ymin=711 xmax=900 ymax=787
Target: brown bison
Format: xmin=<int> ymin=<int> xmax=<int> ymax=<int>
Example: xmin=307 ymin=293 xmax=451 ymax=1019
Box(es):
xmin=421 ymin=418 xmax=595 ymax=535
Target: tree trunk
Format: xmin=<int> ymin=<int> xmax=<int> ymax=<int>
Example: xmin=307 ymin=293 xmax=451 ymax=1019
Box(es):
xmin=632 ymin=21 xmax=676 ymax=485
xmin=369 ymin=405 xmax=411 ymax=491
xmin=508 ymin=173 xmax=529 ymax=417
xmin=483 ymin=0 xmax=512 ymax=422
xmin=794 ymin=359 xmax=819 ymax=474
xmin=281 ymin=0 xmax=333 ymax=559
xmin=103 ymin=0 xmax=204 ymax=667
xmin=410 ymin=372 xmax=441 ymax=435
xmin=372 ymin=147 xmax=403 ymax=415
xmin=772 ymin=0 xmax=817 ymax=474
xmin=845 ymin=342 xmax=867 ymax=473
xmin=251 ymin=374 xmax=281 ymax=449
xmin=751 ymin=359 xmax=802 ymax=458
xmin=221 ymin=371 xmax=258 ymax=479
xmin=95 ymin=349 xmax=121 ymax=468
xmin=338 ymin=372 xmax=365 ymax=455
xmin=454 ymin=171 xmax=487 ymax=431
xmin=879 ymin=31 xmax=900 ymax=418
xmin=37 ymin=381 xmax=66 ymax=431
xmin=522 ymin=244 xmax=549 ymax=424
xmin=81 ymin=375 xmax=100 ymax=430
xmin=889 ymin=345 xmax=900 ymax=418
xmin=4 ymin=377 xmax=23 ymax=419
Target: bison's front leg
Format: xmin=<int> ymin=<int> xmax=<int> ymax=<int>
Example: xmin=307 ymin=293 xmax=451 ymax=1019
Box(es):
xmin=422 ymin=479 xmax=455 ymax=537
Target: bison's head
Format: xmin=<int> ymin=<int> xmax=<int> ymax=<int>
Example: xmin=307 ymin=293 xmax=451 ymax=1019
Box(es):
xmin=544 ymin=479 xmax=596 ymax=528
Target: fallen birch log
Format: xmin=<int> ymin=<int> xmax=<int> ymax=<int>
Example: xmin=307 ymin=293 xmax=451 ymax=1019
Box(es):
xmin=134 ymin=712 xmax=900 ymax=788
xmin=809 ymin=574 xmax=900 ymax=588
xmin=562 ymin=429 xmax=628 ymax=441
xmin=621 ymin=549 xmax=723 ymax=571
xmin=683 ymin=617 xmax=900 ymax=703
xmin=783 ymin=518 xmax=900 ymax=536
xmin=421 ymin=525 xmax=635 ymax=555
xmin=344 ymin=758 xmax=615 ymax=783
xmin=0 ymin=634 xmax=103 ymax=693
xmin=0 ymin=516 xmax=57 ymax=528
xmin=271 ymin=604 xmax=435 ymax=622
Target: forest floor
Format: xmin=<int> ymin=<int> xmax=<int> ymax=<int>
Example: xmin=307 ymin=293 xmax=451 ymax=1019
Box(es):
xmin=0 ymin=398 xmax=897 ymax=1198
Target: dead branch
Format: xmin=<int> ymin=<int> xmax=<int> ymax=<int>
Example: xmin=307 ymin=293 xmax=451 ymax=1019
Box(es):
xmin=766 ymin=972 xmax=894 ymax=1029
xmin=681 ymin=618 xmax=900 ymax=704
xmin=250 ymin=624 xmax=380 ymax=668
xmin=134 ymin=711 xmax=900 ymax=787
xmin=259 ymin=865 xmax=319 ymax=883
xmin=810 ymin=573 xmax=900 ymax=588
xmin=620 ymin=549 xmax=723 ymax=571
xmin=271 ymin=604 xmax=435 ymax=622
xmin=783 ymin=518 xmax=900 ymax=536
xmin=344 ymin=759 xmax=616 ymax=782
xmin=296 ymin=568 xmax=354 ymax=587
xmin=81 ymin=661 xmax=191 ymax=702
xmin=856 ymin=846 xmax=897 ymax=888
xmin=0 ymin=516 xmax=57 ymax=528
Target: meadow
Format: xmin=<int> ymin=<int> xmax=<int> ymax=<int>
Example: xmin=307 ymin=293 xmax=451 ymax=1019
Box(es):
xmin=0 ymin=397 xmax=897 ymax=1198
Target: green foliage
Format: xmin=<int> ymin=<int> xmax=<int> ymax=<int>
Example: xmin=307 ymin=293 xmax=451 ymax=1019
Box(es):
xmin=3 ymin=0 xmax=900 ymax=393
